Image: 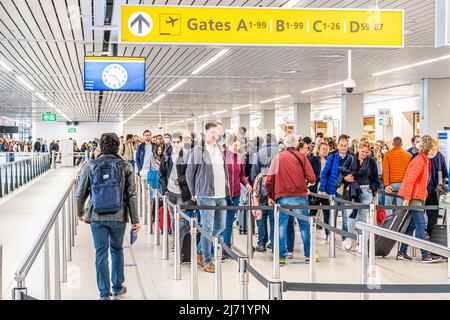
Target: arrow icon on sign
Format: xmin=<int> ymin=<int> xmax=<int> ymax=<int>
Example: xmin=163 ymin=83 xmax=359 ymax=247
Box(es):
xmin=131 ymin=14 xmax=150 ymax=34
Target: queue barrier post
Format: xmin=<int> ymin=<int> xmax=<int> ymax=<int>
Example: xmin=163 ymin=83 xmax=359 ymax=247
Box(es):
xmin=308 ymin=216 xmax=317 ymax=300
xmin=268 ymin=280 xmax=283 ymax=300
xmin=173 ymin=205 xmax=181 ymax=280
xmin=213 ymin=237 xmax=223 ymax=300
xmin=247 ymin=193 xmax=254 ymax=259
xmin=190 ymin=217 xmax=199 ymax=300
xmin=0 ymin=243 xmax=2 ymax=300
xmin=53 ymin=215 xmax=61 ymax=300
xmin=360 ymin=228 xmax=369 ymax=300
xmin=43 ymin=238 xmax=50 ymax=300
xmin=61 ymin=202 xmax=67 ymax=283
xmin=162 ymin=195 xmax=169 ymax=260
xmin=368 ymin=202 xmax=376 ymax=278
xmin=238 ymin=256 xmax=249 ymax=300
xmin=154 ymin=192 xmax=160 ymax=246
xmin=329 ymin=195 xmax=336 ymax=258
xmin=272 ymin=204 xmax=280 ymax=280
xmin=148 ymin=186 xmax=153 ymax=234
xmin=143 ymin=180 xmax=148 ymax=226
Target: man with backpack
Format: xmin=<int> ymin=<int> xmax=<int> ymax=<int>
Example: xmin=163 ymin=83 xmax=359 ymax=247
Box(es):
xmin=76 ymin=133 xmax=141 ymax=300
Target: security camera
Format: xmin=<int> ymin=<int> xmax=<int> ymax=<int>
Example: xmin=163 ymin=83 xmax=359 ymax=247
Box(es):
xmin=158 ymin=125 xmax=163 ymax=130
xmin=343 ymin=78 xmax=356 ymax=94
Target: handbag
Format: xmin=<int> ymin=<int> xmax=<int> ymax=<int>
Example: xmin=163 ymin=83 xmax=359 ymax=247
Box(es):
xmin=436 ymin=155 xmax=448 ymax=199
xmin=335 ymin=157 xmax=353 ymax=201
xmin=147 ymin=161 xmax=160 ymax=189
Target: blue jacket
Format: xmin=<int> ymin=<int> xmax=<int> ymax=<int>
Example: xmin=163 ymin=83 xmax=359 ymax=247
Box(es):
xmin=319 ymin=152 xmax=353 ymax=195
xmin=136 ymin=142 xmax=156 ymax=173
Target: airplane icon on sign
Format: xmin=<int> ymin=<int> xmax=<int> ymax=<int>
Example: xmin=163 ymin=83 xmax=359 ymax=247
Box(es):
xmin=165 ymin=16 xmax=178 ymax=26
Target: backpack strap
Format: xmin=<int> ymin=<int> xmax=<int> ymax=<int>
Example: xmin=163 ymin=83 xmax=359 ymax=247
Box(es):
xmin=287 ymin=149 xmax=306 ymax=177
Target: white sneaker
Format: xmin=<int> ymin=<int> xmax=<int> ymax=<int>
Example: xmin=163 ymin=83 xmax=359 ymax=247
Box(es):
xmin=344 ymin=238 xmax=353 ymax=251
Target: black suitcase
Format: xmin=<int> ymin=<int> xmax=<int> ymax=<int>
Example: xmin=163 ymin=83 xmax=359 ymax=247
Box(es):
xmin=180 ymin=224 xmax=201 ymax=263
xmin=375 ymin=209 xmax=411 ymax=257
xmin=430 ymin=212 xmax=447 ymax=247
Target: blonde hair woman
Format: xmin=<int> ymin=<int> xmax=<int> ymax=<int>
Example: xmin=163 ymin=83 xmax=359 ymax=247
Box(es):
xmin=397 ymin=135 xmax=443 ymax=263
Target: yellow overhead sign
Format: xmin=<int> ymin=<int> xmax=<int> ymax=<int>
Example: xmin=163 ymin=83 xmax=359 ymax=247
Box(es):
xmin=120 ymin=6 xmax=404 ymax=47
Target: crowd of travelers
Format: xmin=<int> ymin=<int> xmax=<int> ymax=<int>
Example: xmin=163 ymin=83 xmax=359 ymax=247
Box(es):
xmin=73 ymin=124 xmax=448 ymax=299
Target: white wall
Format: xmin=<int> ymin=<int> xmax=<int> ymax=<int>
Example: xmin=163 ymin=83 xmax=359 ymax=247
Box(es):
xmin=364 ymin=97 xmax=419 ymax=143
xmin=32 ymin=121 xmax=123 ymax=144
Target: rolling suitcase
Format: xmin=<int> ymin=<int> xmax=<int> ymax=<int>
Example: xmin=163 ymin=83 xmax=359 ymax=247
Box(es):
xmin=158 ymin=206 xmax=171 ymax=232
xmin=375 ymin=209 xmax=411 ymax=257
xmin=180 ymin=224 xmax=201 ymax=263
xmin=430 ymin=211 xmax=447 ymax=247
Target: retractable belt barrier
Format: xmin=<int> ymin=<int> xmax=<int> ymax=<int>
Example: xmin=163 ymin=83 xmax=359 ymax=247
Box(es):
xmin=152 ymin=188 xmax=450 ymax=301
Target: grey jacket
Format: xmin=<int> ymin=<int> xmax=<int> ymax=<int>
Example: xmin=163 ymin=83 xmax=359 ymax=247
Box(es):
xmin=186 ymin=140 xmax=230 ymax=198
xmin=250 ymin=140 xmax=279 ymax=182
xmin=76 ymin=154 xmax=139 ymax=224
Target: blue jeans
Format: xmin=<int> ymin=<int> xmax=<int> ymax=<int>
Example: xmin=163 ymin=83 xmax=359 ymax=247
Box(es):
xmin=90 ymin=221 xmax=126 ymax=298
xmin=347 ymin=188 xmax=373 ymax=234
xmin=221 ymin=196 xmax=241 ymax=247
xmin=335 ymin=193 xmax=348 ymax=240
xmin=378 ymin=177 xmax=385 ymax=205
xmin=400 ymin=209 xmax=429 ymax=258
xmin=257 ymin=209 xmax=274 ymax=247
xmin=196 ymin=197 xmax=227 ymax=265
xmin=287 ymin=216 xmax=295 ymax=253
xmin=277 ymin=196 xmax=310 ymax=259
xmin=385 ymin=183 xmax=402 ymax=216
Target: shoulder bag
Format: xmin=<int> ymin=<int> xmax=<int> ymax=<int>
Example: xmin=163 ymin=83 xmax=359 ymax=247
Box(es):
xmin=436 ymin=155 xmax=448 ymax=199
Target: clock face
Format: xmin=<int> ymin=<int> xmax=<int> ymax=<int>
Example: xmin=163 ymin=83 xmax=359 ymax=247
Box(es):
xmin=102 ymin=64 xmax=128 ymax=89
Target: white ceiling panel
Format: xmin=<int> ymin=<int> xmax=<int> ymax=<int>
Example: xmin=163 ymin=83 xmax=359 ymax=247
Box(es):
xmin=0 ymin=0 xmax=448 ymax=126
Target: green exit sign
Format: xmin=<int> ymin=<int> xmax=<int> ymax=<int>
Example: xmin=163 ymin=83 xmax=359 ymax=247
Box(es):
xmin=41 ymin=113 xmax=57 ymax=121
xmin=68 ymin=128 xmax=76 ymax=133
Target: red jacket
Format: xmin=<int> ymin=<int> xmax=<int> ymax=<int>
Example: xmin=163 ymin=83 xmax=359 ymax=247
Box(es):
xmin=266 ymin=148 xmax=316 ymax=201
xmin=223 ymin=149 xmax=249 ymax=197
xmin=398 ymin=153 xmax=431 ymax=201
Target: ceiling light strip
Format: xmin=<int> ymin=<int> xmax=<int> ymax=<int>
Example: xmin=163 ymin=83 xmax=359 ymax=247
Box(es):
xmin=232 ymin=104 xmax=252 ymax=110
xmin=301 ymin=81 xmax=345 ymax=94
xmin=372 ymin=54 xmax=450 ymax=76
xmin=0 ymin=59 xmax=13 ymax=72
xmin=167 ymin=78 xmax=188 ymax=92
xmin=191 ymin=49 xmax=230 ymax=75
xmin=16 ymin=76 xmax=35 ymax=91
xmin=260 ymin=95 xmax=291 ymax=104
